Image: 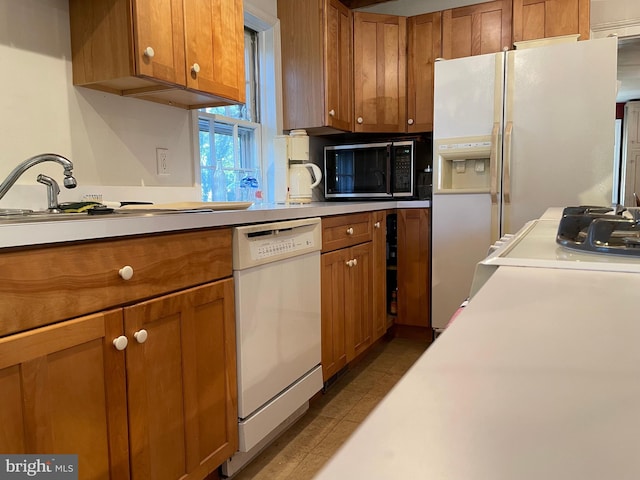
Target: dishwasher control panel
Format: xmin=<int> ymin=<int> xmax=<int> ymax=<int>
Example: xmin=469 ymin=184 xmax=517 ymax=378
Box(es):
xmin=254 ymin=237 xmax=304 ymax=260
xmin=232 ymin=217 xmax=322 ymax=270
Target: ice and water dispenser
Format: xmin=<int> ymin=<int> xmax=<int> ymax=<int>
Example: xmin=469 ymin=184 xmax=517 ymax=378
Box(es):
xmin=434 ymin=136 xmax=493 ymax=193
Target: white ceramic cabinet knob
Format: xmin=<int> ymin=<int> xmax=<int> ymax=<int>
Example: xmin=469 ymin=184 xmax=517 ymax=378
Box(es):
xmin=374 ymin=221 xmax=381 ymax=229
xmin=357 ymin=117 xmax=363 ymax=124
xmin=346 ymin=259 xmax=354 ymax=267
xmin=112 ymin=336 xmax=128 ymax=351
xmin=352 ymin=258 xmax=358 ymax=266
xmin=119 ymin=265 xmax=134 ymax=280
xmin=191 ymin=63 xmax=201 ymax=74
xmin=346 ymin=227 xmax=354 ymax=235
xmin=143 ymin=46 xmax=155 ymax=58
xmin=329 ymin=109 xmax=335 ymax=117
xmin=134 ymin=329 xmax=148 ymax=344
xmin=407 ymin=118 xmax=414 ymax=125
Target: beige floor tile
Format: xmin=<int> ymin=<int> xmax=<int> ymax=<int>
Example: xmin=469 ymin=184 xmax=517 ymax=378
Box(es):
xmin=273 ymin=412 xmax=339 ymax=453
xmin=345 ymin=392 xmax=383 ymax=423
xmin=312 ymin=419 xmax=360 ymax=458
xmin=309 ymin=386 xmax=365 ymax=419
xmin=230 ymin=337 xmax=427 ymax=479
xmin=283 ymin=453 xmax=331 ymax=480
xmin=231 ymin=445 xmax=307 ymax=480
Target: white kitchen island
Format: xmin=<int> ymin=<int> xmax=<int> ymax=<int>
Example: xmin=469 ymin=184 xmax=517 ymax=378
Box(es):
xmin=314 ymin=263 xmax=640 ymax=479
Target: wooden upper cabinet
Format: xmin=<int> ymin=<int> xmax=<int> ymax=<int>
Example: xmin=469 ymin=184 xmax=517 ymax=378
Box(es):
xmin=512 ymin=0 xmax=590 ymax=43
xmin=133 ymin=0 xmax=187 ymax=87
xmin=69 ymin=0 xmax=245 ymax=109
xmin=325 ymin=0 xmax=353 ymax=132
xmin=279 ymin=0 xmax=352 ymax=133
xmin=184 ymin=0 xmax=246 ymax=103
xmin=353 ymin=12 xmax=407 ymax=133
xmin=442 ymin=0 xmax=512 ymax=59
xmin=407 ymin=12 xmax=442 ymax=133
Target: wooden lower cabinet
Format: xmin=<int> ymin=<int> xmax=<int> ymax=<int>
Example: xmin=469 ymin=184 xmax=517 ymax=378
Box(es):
xmin=321 ymin=242 xmax=373 ymax=381
xmin=0 ymin=310 xmax=129 ymax=480
xmin=0 ymin=279 xmax=237 ymax=480
xmin=372 ymin=210 xmax=388 ymax=341
xmin=125 ymin=279 xmax=237 ymax=480
xmin=396 ymin=209 xmax=431 ymax=329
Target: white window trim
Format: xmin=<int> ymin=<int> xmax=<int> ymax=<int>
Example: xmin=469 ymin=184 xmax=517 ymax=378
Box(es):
xmin=199 ymin=111 xmax=262 ymax=170
xmin=192 ymin=3 xmax=283 ymax=203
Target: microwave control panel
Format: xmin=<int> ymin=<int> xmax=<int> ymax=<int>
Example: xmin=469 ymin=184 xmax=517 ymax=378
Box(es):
xmin=393 ymin=147 xmax=413 ymax=193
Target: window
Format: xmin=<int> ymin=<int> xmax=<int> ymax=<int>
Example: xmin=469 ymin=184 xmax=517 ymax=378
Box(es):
xmin=197 ymin=28 xmax=262 ymax=203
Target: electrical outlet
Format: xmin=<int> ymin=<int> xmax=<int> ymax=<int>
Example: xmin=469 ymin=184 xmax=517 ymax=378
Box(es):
xmin=156 ymin=148 xmax=170 ymax=176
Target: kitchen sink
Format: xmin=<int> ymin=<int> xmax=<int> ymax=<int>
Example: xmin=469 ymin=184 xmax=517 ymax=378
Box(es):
xmin=0 ymin=208 xmax=211 ymax=224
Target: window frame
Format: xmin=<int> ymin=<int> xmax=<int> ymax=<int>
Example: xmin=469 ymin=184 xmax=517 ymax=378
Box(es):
xmin=192 ymin=5 xmax=282 ymax=203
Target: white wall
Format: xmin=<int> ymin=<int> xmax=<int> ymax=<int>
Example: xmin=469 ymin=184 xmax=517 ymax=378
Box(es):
xmin=0 ymin=0 xmax=275 ymax=210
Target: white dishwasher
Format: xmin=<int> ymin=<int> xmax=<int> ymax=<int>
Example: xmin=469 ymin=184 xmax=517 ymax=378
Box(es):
xmin=223 ymin=217 xmax=323 ymax=477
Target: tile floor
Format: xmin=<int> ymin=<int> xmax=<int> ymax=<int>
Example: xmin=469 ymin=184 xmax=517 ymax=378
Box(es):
xmin=230 ymin=337 xmax=429 ymax=480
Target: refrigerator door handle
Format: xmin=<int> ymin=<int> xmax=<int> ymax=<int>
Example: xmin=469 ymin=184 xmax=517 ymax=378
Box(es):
xmin=503 ymin=121 xmax=514 ymax=205
xmin=490 ymin=122 xmax=500 ymax=205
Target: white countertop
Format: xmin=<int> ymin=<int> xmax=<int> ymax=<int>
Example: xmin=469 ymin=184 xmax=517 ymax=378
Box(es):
xmin=0 ymin=201 xmax=429 ymax=249
xmin=314 ymin=265 xmax=640 ymax=479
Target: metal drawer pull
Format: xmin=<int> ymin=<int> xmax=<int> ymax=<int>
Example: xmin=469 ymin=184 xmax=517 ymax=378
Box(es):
xmin=119 ymin=265 xmax=134 ymax=280
xmin=112 ymin=336 xmax=128 ymax=351
xmin=346 ymin=227 xmax=354 ymax=235
xmin=134 ymin=329 xmax=148 ymax=344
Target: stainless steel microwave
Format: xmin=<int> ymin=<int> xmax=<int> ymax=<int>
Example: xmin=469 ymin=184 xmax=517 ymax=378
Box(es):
xmin=324 ymin=140 xmax=431 ymax=200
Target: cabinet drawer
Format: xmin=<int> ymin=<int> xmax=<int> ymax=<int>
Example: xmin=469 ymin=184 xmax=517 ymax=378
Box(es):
xmin=0 ymin=228 xmax=232 ymax=336
xmin=322 ymin=213 xmax=372 ymax=252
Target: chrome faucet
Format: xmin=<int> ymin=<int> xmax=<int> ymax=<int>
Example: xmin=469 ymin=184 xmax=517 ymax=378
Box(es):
xmin=0 ymin=153 xmax=77 ymax=211
xmin=37 ymin=174 xmax=63 ymax=212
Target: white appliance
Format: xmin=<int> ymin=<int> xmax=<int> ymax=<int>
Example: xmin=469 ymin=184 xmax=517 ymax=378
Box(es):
xmin=469 ymin=206 xmax=640 ymax=298
xmin=431 ymin=37 xmax=619 ymax=331
xmin=273 ymin=130 xmax=323 ymax=204
xmin=223 ymin=218 xmax=323 ymax=477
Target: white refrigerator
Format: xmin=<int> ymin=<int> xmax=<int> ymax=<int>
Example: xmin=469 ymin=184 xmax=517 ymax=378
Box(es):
xmin=431 ymin=37 xmax=618 ymax=331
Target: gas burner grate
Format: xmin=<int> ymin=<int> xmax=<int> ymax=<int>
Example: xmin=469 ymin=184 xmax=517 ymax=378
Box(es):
xmin=556 ymin=206 xmax=640 ymax=256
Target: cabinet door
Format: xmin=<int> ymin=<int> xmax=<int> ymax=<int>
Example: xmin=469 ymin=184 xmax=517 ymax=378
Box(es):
xmin=407 ymin=12 xmax=441 ymax=133
xmin=372 ymin=210 xmax=388 ymax=341
xmin=0 ymin=311 xmax=129 ymax=480
xmin=321 ymin=249 xmax=348 ymax=381
xmin=184 ymin=0 xmax=246 ymax=103
xmin=353 ymin=12 xmax=407 ymax=133
xmin=133 ymin=0 xmax=187 ymax=86
xmin=348 ymin=243 xmax=373 ymax=361
xmin=442 ymin=0 xmax=512 ymax=59
xmin=513 ymin=0 xmax=589 ymax=43
xmin=397 ymin=209 xmax=431 ymax=328
xmin=125 ymin=279 xmax=237 ymax=480
xmin=325 ymin=0 xmax=353 ymax=131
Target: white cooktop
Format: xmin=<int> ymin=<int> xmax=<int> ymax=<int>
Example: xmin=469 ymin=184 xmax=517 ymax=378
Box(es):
xmin=482 ymin=213 xmax=640 ymax=273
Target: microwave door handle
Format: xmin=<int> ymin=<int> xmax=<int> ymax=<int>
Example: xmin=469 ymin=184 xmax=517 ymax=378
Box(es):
xmin=387 ymin=145 xmax=392 ymax=195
